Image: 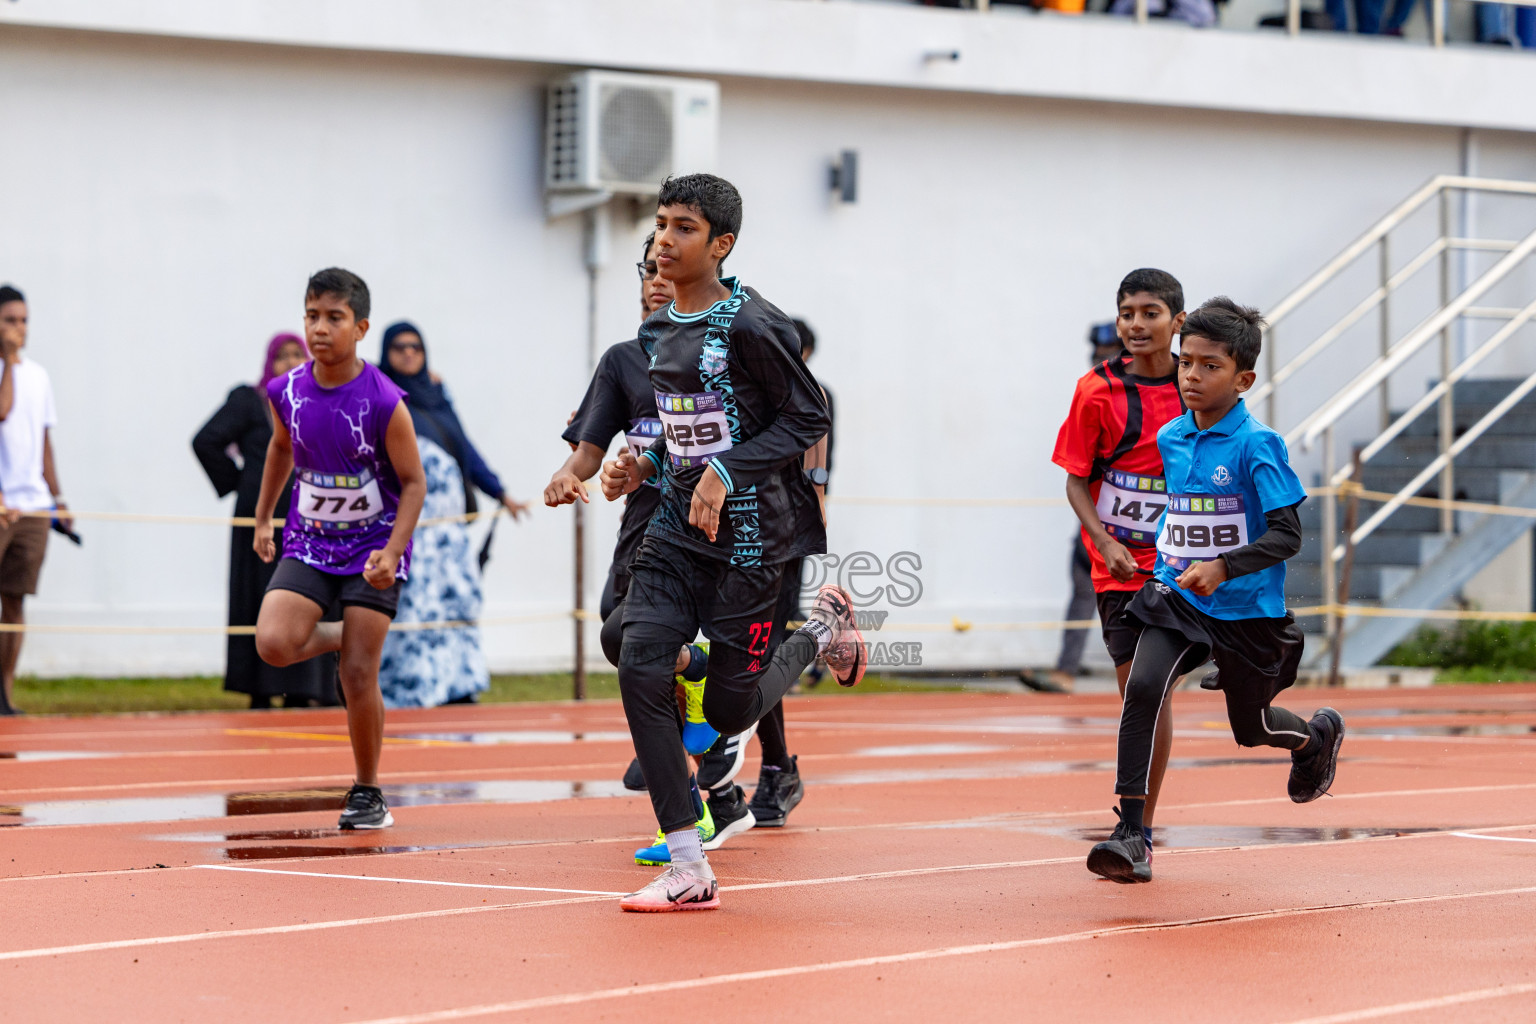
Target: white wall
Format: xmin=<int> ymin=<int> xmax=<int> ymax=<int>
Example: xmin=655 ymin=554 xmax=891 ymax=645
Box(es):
xmin=0 ymin=12 xmax=1529 ymax=675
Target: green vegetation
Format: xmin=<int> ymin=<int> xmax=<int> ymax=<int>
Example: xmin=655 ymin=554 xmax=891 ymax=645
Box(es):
xmin=1383 ymin=620 xmax=1536 ymax=683
xmin=11 ymin=671 xmax=965 ymax=716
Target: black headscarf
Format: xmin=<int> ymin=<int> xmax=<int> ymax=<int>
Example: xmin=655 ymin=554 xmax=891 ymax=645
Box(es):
xmin=379 ymin=320 xmax=477 ymax=513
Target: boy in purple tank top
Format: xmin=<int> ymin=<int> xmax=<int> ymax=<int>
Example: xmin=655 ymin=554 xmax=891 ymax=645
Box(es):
xmin=253 ymin=268 xmax=426 ymax=830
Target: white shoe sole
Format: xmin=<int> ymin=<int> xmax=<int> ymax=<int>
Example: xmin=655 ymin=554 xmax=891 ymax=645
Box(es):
xmin=703 ymin=809 xmax=756 ymax=850
xmin=339 ymin=810 xmax=394 ymax=830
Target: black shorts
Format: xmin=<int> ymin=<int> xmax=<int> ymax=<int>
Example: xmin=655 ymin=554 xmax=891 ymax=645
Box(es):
xmin=1125 ymin=579 xmax=1304 ymax=704
xmin=266 ymin=557 xmax=401 ymax=619
xmin=622 ymin=534 xmax=787 ymax=692
xmin=1095 ymin=589 xmax=1140 ymax=667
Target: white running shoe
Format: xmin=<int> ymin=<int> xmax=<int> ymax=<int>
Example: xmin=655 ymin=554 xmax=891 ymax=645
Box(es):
xmin=619 ymin=863 xmax=720 ymax=913
xmin=807 ymin=584 xmax=867 ymax=687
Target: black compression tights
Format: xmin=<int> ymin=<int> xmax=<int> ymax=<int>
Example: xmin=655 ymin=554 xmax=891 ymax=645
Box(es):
xmin=620 ymin=619 xmax=817 ymax=834
xmin=1115 ymin=625 xmax=1313 ymax=797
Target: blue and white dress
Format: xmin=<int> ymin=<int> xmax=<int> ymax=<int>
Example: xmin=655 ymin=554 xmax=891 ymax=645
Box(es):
xmin=378 ymin=438 xmax=490 ymax=707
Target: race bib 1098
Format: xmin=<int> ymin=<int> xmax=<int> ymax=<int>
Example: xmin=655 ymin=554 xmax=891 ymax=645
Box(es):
xmin=296 ymin=468 xmax=386 ymax=532
xmin=625 ymin=417 xmax=664 ymax=489
xmin=1095 ymin=468 xmax=1166 ymax=546
xmin=655 ymin=391 xmax=732 ymax=468
xmin=1157 ymin=492 xmax=1248 ymax=570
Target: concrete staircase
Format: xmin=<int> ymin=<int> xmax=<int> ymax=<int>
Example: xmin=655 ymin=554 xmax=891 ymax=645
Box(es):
xmin=1286 ymin=379 xmax=1536 ymax=669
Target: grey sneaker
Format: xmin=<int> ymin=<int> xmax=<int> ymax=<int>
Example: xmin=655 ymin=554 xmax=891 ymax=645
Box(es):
xmin=338 ymin=784 xmax=393 ymax=830
xmin=807 ymin=584 xmax=866 ymax=687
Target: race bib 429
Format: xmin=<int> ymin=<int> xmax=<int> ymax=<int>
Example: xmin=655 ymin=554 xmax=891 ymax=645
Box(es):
xmin=1157 ymin=492 xmax=1248 ymax=570
xmin=655 ymin=391 xmax=732 ymax=468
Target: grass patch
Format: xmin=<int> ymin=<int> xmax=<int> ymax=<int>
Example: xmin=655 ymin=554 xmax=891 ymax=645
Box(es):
xmin=11 ymin=671 xmax=966 ymax=716
xmin=1384 ymin=619 xmax=1536 ymax=684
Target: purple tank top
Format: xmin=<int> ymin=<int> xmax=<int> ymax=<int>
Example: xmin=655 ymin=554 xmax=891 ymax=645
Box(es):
xmin=267 ymin=362 xmax=411 ymax=577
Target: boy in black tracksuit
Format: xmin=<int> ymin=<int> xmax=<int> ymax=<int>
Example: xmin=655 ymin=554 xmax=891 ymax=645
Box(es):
xmin=600 ymin=174 xmax=865 ymax=912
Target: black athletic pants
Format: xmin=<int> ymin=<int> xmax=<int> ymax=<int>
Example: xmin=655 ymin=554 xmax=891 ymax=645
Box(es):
xmin=1116 ymin=624 xmax=1313 ymax=797
xmin=619 ymin=537 xmax=818 ymax=834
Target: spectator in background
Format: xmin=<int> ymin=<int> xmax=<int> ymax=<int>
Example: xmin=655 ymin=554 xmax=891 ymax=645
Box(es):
xmin=375 ymin=321 xmax=527 ymax=707
xmin=1110 ymin=0 xmax=1218 ymax=27
xmin=1476 ymin=3 xmax=1536 ymax=45
xmin=194 ymin=333 xmax=338 ymax=708
xmin=1021 ymin=322 xmax=1127 ymax=694
xmin=0 ymin=284 xmax=70 ymax=716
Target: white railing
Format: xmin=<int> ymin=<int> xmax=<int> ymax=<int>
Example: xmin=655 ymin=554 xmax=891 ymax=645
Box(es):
xmin=1254 ymin=175 xmax=1536 ymax=648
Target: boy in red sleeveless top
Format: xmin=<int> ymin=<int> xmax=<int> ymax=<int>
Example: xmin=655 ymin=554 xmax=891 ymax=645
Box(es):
xmin=1051 ymin=268 xmax=1186 ymax=850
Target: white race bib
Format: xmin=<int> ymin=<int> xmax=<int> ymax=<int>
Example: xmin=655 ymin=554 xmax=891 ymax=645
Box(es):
xmin=655 ymin=391 xmax=732 ymax=468
xmin=625 ymin=417 xmax=664 ymax=488
xmin=1095 ymin=468 xmax=1166 ymax=546
xmin=296 ymin=468 xmax=385 ymax=532
xmin=1157 ymin=492 xmax=1248 ymax=570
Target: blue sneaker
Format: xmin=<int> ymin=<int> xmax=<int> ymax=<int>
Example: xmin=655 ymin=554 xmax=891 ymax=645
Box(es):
xmin=635 ymin=801 xmax=717 ymax=866
xmin=679 ymin=642 xmax=717 ymax=756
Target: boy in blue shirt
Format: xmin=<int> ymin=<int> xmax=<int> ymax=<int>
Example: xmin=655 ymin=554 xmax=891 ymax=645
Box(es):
xmin=1087 ymin=297 xmax=1345 ymax=884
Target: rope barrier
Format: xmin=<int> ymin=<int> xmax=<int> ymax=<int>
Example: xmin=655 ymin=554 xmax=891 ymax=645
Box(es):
xmin=10 ymin=601 xmax=1536 ymax=636
xmin=3 ymin=506 xmax=506 ymax=529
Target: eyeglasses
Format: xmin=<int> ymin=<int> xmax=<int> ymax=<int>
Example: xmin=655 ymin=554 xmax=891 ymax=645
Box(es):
xmin=389 ymin=342 xmax=424 ymax=353
xmin=635 ymin=261 xmax=659 ymax=282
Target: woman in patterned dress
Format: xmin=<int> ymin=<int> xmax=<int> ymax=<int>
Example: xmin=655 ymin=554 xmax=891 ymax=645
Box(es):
xmin=376 ymin=322 xmax=527 ymax=707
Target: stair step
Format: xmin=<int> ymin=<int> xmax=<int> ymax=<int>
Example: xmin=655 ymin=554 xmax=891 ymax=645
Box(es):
xmin=1358 ymin=465 xmax=1521 ymax=502
xmin=1370 ymin=435 xmax=1536 ymax=470
xmin=1286 ymin=563 xmax=1415 ymax=602
xmin=1297 ymin=530 xmax=1448 ymax=566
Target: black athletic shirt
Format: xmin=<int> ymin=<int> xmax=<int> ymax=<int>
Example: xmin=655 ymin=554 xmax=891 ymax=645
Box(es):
xmin=562 ymin=338 xmax=662 ymax=576
xmin=638 ymin=277 xmax=830 ymax=567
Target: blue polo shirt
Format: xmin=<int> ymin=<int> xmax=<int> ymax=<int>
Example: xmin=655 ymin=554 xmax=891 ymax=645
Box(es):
xmin=1152 ymin=399 xmax=1307 ymax=620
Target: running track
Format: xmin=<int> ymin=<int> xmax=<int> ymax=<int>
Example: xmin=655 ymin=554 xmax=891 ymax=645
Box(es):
xmin=2 ymin=686 xmax=1534 ymax=1023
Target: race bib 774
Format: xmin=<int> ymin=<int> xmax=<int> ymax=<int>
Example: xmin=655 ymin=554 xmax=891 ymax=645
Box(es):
xmin=295 ymin=468 xmax=385 ymax=533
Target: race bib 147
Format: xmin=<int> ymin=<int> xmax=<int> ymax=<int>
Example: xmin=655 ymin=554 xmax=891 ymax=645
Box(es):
xmin=1157 ymin=492 xmax=1248 ymax=570
xmin=1095 ymin=468 xmax=1166 ymax=546
xmin=655 ymin=391 xmax=732 ymax=468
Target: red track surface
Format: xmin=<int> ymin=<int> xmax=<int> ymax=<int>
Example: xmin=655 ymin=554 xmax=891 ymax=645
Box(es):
xmin=3 ymin=686 xmax=1535 ymax=1023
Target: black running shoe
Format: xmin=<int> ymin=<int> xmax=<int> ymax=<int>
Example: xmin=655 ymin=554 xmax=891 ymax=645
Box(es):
xmin=1198 ymin=669 xmax=1222 ymax=691
xmin=622 ymin=757 xmax=647 ymax=792
xmin=703 ymin=784 xmax=756 ymax=850
xmin=747 ymin=756 xmax=805 ymax=828
xmin=697 ymin=723 xmax=756 ymax=791
xmin=338 ymin=783 xmax=393 ymax=830
xmin=1086 ymin=807 xmax=1151 ymax=883
xmin=1288 ymin=707 xmax=1345 ymax=803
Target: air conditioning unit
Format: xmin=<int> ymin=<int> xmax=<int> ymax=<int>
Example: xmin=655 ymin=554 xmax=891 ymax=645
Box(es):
xmin=545 ymin=70 xmax=720 ymax=197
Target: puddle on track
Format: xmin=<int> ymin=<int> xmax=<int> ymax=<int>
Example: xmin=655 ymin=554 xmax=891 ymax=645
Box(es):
xmin=391 ymin=731 xmax=632 ymax=745
xmin=0 ymin=751 xmax=117 ymax=762
xmin=1062 ymin=824 xmax=1455 ymax=848
xmin=0 ymin=779 xmax=636 ymax=828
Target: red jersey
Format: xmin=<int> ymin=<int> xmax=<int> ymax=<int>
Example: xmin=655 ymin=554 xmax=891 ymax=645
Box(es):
xmin=1052 ymin=356 xmax=1184 ymax=592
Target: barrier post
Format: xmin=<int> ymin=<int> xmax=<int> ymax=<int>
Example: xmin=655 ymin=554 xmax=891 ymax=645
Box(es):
xmin=1327 ymin=451 xmax=1363 ymax=688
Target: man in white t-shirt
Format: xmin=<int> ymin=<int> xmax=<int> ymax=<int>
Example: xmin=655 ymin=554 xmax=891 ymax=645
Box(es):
xmin=0 ymin=285 xmax=70 ymax=715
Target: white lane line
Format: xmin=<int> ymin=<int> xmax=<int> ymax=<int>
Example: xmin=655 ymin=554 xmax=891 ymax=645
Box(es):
xmin=0 ymin=896 xmax=610 ymax=963
xmin=341 ymin=885 xmax=1536 ymax=1023
xmin=194 ymin=864 xmax=624 ymax=896
xmin=1450 ymin=831 xmax=1536 ymax=844
xmin=1274 ymin=982 xmax=1536 ymax=1023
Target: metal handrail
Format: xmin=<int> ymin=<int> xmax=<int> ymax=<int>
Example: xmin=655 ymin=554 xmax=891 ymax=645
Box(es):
xmin=1292 ymin=224 xmax=1536 ymax=451
xmin=1326 ymin=298 xmax=1536 ymax=493
xmin=1340 ymin=361 xmax=1536 ymax=561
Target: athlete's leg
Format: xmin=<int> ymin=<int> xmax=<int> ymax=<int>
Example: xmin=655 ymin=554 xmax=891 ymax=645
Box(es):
xmin=620 ymin=617 xmax=699 ymax=834
xmin=337 ymin=603 xmax=391 ymax=786
xmin=1115 ymin=626 xmax=1206 ymax=800
xmin=1222 ymin=681 xmax=1312 ymax=751
xmin=756 ymin=703 xmax=790 ymax=770
xmin=255 ymin=590 xmax=343 ymax=667
xmin=0 ymin=593 xmax=24 ymax=710
xmin=1115 ymin=659 xmax=1174 ymax=825
xmin=600 ymin=598 xmax=626 ymax=668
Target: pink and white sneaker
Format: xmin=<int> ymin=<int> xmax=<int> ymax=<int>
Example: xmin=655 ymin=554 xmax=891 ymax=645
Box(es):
xmin=808 ymin=584 xmax=866 ymax=687
xmin=619 ymin=864 xmax=720 ymax=913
